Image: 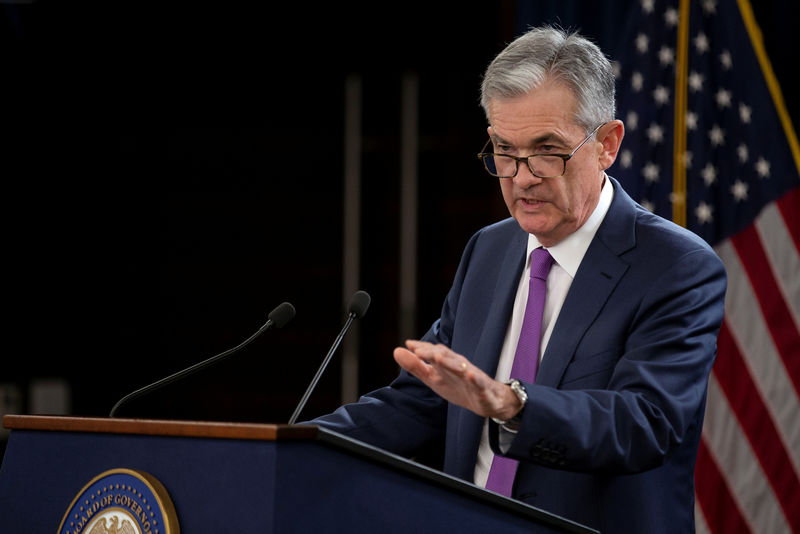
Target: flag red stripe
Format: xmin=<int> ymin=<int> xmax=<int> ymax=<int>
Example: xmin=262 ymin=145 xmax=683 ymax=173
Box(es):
xmin=695 ymin=438 xmax=752 ymax=534
xmin=776 ymin=187 xmax=800 ymax=251
xmin=730 ymin=225 xmax=800 ymax=394
xmin=714 ymin=323 xmax=800 ymax=531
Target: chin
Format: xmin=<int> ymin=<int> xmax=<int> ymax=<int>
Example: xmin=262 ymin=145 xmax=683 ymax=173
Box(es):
xmin=517 ymin=223 xmax=553 ymax=240
xmin=513 ymin=213 xmax=551 ymax=235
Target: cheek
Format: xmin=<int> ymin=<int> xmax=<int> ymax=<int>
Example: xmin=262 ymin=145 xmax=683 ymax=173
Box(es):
xmin=561 ymin=180 xmax=598 ymax=220
xmin=560 ymin=185 xmax=580 ymax=212
xmin=558 ymin=171 xmax=593 ymax=211
xmin=547 ymin=181 xmax=573 ymax=212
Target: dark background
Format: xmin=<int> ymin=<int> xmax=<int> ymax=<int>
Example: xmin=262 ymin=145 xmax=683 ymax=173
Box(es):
xmin=2 ymin=2 xmax=797 ymax=438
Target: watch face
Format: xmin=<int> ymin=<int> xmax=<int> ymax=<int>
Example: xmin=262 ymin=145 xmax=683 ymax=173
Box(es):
xmin=510 ymin=380 xmax=528 ymax=403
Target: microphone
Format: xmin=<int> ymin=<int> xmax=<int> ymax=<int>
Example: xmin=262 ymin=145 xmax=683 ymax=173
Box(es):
xmin=109 ymin=301 xmax=296 ymax=417
xmin=288 ymin=290 xmax=370 ymax=424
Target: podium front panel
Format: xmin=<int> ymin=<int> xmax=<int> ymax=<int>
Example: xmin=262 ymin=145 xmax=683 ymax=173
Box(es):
xmin=0 ymin=417 xmax=596 ymax=534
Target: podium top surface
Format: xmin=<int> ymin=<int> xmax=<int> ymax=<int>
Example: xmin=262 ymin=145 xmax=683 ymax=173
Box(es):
xmin=2 ymin=414 xmax=317 ymax=441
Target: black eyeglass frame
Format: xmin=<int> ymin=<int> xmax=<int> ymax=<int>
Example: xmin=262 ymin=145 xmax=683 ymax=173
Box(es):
xmin=477 ymin=122 xmax=605 ymax=179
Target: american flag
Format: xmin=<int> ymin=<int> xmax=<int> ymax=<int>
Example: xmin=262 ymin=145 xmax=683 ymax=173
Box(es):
xmin=612 ymin=0 xmax=800 ymax=532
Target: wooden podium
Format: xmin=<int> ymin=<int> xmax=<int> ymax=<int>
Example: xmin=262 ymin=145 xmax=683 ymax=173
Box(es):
xmin=0 ymin=415 xmax=597 ymax=533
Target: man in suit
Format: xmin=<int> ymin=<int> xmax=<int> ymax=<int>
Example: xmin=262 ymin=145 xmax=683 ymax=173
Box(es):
xmin=314 ymin=25 xmax=726 ymax=533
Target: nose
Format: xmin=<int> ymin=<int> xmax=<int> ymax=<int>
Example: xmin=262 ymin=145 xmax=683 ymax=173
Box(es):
xmin=513 ymin=159 xmax=543 ymax=188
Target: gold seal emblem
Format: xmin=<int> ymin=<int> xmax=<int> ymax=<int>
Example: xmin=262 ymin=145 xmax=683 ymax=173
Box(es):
xmin=58 ymin=468 xmax=179 ymax=534
xmin=87 ymin=514 xmax=138 ymax=534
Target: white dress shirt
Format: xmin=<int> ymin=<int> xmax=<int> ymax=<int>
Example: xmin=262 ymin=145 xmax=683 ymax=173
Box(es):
xmin=473 ymin=176 xmax=615 ymax=488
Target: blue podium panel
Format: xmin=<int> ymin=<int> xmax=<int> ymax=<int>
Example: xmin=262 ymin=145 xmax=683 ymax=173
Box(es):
xmin=276 ymin=441 xmax=551 ymax=533
xmin=0 ymin=416 xmax=597 ymax=534
xmin=0 ymin=429 xmax=278 ymax=532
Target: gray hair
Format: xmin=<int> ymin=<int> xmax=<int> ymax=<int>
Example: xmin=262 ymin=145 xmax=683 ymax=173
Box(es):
xmin=480 ymin=26 xmax=616 ymax=133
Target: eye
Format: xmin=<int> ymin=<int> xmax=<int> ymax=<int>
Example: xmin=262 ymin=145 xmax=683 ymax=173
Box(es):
xmin=494 ymin=143 xmax=514 ymax=154
xmin=536 ymin=144 xmax=558 ymax=153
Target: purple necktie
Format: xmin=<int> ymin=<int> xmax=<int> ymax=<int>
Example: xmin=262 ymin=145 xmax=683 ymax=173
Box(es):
xmin=485 ymin=247 xmax=554 ymax=497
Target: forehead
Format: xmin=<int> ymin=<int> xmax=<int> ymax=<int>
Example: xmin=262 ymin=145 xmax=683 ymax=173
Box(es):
xmin=487 ymin=82 xmax=581 ymax=146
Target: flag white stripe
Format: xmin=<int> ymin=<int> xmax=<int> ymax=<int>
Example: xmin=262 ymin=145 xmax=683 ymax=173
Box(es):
xmin=694 ymin=499 xmax=711 ymax=534
xmin=704 ymin=374 xmax=792 ymax=533
xmin=755 ymin=202 xmax=800 ymax=328
xmin=714 ymin=240 xmax=800 ymax=475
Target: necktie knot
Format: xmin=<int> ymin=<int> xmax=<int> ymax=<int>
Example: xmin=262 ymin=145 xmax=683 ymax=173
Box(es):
xmin=530 ymin=247 xmax=554 ymax=281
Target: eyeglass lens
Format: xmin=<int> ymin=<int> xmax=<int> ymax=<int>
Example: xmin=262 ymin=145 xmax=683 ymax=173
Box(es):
xmin=484 ymin=154 xmax=565 ymax=178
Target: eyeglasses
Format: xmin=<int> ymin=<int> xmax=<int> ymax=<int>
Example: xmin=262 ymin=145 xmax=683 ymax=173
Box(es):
xmin=477 ymin=123 xmax=605 ymax=179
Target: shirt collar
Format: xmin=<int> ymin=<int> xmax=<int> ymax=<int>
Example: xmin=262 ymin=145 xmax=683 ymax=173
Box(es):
xmin=526 ymin=174 xmax=614 ymax=278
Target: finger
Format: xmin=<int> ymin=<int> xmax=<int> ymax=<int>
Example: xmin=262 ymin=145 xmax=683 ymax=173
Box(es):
xmin=434 ymin=350 xmax=470 ymax=377
xmin=404 ymin=339 xmax=433 ymax=361
xmin=405 ymin=339 xmax=449 ymax=356
xmin=405 ymin=339 xmax=424 ymax=348
xmin=407 ymin=341 xmax=463 ymax=373
xmin=393 ymin=347 xmax=434 ymax=379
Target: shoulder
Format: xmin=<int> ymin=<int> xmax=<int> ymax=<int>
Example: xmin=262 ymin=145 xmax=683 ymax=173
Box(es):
xmin=476 ymin=217 xmax=523 ymax=238
xmin=605 ymin=177 xmax=719 ymax=259
xmin=446 ymin=217 xmax=527 ymax=286
xmin=601 ymin=179 xmax=726 ymax=292
xmin=457 ymin=218 xmax=525 ymax=266
xmin=471 ymin=217 xmax=526 ymax=248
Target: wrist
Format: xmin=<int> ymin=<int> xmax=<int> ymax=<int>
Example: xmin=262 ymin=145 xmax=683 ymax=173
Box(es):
xmin=491 ymin=379 xmax=528 ymax=431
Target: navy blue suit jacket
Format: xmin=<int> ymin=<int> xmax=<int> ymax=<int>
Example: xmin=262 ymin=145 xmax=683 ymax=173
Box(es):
xmin=315 ymin=178 xmax=727 ymax=533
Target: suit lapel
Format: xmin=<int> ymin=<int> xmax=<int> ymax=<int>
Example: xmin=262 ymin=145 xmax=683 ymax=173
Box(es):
xmin=472 ymin=229 xmax=527 ymax=377
xmin=450 ymin=225 xmax=526 ymax=478
xmin=536 ymin=179 xmax=638 ymax=387
xmin=536 ymin=242 xmax=628 ymax=386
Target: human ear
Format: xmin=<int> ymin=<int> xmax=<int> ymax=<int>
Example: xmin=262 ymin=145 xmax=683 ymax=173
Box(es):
xmin=597 ymin=120 xmax=625 ymax=170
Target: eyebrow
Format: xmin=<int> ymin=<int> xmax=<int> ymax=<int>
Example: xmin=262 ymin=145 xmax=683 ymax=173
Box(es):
xmin=490 ymin=131 xmax=570 ymax=148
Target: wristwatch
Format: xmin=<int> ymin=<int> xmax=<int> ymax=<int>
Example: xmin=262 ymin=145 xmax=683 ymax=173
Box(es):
xmin=491 ymin=379 xmax=528 ymax=431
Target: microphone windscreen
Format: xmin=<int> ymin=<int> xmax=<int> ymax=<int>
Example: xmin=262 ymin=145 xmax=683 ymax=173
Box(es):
xmin=268 ymin=302 xmax=296 ymax=328
xmin=348 ymin=290 xmax=371 ymax=319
